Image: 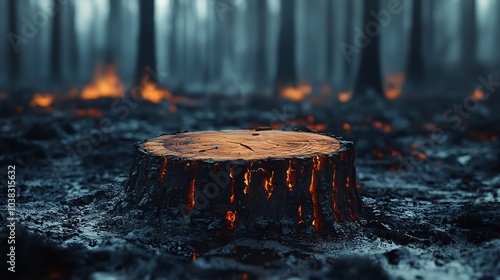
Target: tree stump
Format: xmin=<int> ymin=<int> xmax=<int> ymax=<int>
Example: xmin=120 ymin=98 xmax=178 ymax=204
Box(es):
xmin=125 ymin=129 xmax=361 ymax=233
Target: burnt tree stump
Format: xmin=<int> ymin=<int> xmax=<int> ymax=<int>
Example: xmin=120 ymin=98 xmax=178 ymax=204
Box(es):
xmin=125 ymin=129 xmax=361 ymax=233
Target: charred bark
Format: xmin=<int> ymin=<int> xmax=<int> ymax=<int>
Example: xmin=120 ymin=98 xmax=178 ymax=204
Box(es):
xmin=124 ymin=130 xmax=361 ymax=234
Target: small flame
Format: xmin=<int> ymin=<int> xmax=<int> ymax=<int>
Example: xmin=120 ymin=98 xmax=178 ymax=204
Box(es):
xmin=264 ymin=171 xmax=275 ymax=200
xmin=243 ymin=170 xmax=250 ymax=195
xmin=338 ymin=90 xmax=353 ymax=103
xmin=81 ymin=65 xmax=124 ymax=99
xmin=229 ymin=168 xmax=235 ymax=203
xmin=471 ymin=88 xmax=485 ymax=101
xmin=140 ymin=79 xmax=172 ymax=104
xmin=343 ymin=123 xmax=351 ymax=131
xmin=30 ymin=93 xmax=54 ymax=107
xmin=280 ymin=84 xmax=312 ymax=102
xmin=384 ymin=73 xmax=405 ymax=100
xmin=226 ymin=210 xmax=236 ymax=223
xmin=286 ymin=161 xmax=294 ymax=191
xmin=298 ymin=206 xmax=304 ymax=224
xmin=192 ymin=253 xmax=197 ymax=261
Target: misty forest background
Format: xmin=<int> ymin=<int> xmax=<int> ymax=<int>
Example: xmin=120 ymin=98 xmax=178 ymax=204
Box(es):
xmin=1 ymin=0 xmax=499 ymax=99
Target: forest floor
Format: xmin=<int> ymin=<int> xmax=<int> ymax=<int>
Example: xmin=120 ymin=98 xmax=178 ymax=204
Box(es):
xmin=0 ymin=93 xmax=499 ymax=279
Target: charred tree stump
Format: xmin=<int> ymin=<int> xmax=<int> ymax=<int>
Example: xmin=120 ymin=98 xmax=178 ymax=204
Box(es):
xmin=125 ymin=130 xmax=361 ymax=233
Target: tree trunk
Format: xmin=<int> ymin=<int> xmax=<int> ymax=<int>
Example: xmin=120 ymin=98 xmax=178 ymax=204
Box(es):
xmin=124 ymin=130 xmax=361 ymax=234
xmin=7 ymin=0 xmax=19 ymax=82
xmin=135 ymin=0 xmax=157 ymax=85
xmin=405 ymin=0 xmax=423 ymax=86
xmin=354 ymin=0 xmax=384 ymax=97
xmin=275 ymin=0 xmax=297 ymax=91
xmin=256 ymin=0 xmax=268 ymax=90
xmin=50 ymin=0 xmax=62 ymax=82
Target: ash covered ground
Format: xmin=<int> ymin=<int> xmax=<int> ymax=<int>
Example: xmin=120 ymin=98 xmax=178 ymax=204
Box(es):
xmin=0 ymin=94 xmax=499 ymax=279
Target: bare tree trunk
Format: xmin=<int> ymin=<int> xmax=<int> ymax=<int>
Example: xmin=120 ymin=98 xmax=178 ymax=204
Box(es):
xmin=461 ymin=0 xmax=477 ymax=74
xmin=135 ymin=0 xmax=157 ymax=85
xmin=106 ymin=0 xmax=120 ymax=65
xmin=405 ymin=0 xmax=423 ymax=86
xmin=354 ymin=0 xmax=383 ymax=97
xmin=7 ymin=0 xmax=19 ymax=82
xmin=275 ymin=0 xmax=297 ymax=91
xmin=256 ymin=0 xmax=268 ymax=89
xmin=50 ymin=0 xmax=62 ymax=82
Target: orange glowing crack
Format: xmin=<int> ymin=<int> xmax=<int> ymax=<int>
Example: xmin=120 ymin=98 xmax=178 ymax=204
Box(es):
xmin=264 ymin=171 xmax=275 ymax=200
xmin=243 ymin=170 xmax=250 ymax=195
xmin=229 ymin=168 xmax=235 ymax=203
xmin=286 ymin=160 xmax=294 ymax=191
xmin=309 ymin=156 xmax=322 ymax=230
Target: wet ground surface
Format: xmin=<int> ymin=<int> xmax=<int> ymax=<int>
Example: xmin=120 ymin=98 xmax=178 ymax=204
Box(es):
xmin=0 ymin=94 xmax=499 ymax=279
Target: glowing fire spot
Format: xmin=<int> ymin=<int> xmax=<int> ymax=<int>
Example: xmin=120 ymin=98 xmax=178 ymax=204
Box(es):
xmin=338 ymin=90 xmax=353 ymax=103
xmin=471 ymin=88 xmax=485 ymax=101
xmin=243 ymin=170 xmax=250 ymax=195
xmin=286 ymin=161 xmax=294 ymax=191
xmin=264 ymin=171 xmax=275 ymax=200
xmin=384 ymin=73 xmax=405 ymax=100
xmin=309 ymin=156 xmax=322 ymax=230
xmin=140 ymin=79 xmax=172 ymax=104
xmin=298 ymin=206 xmax=304 ymax=224
xmin=229 ymin=168 xmax=235 ymax=203
xmin=74 ymin=108 xmax=103 ymax=118
xmin=280 ymin=84 xmax=312 ymax=102
xmin=192 ymin=253 xmax=197 ymax=261
xmin=226 ymin=210 xmax=236 ymax=223
xmin=343 ymin=123 xmax=351 ymax=130
xmin=81 ymin=65 xmax=124 ymax=99
xmin=30 ymin=93 xmax=54 ymax=108
xmin=411 ymin=151 xmax=427 ymax=160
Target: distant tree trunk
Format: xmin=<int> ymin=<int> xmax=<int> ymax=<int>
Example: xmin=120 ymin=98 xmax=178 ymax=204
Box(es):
xmin=67 ymin=0 xmax=79 ymax=82
xmin=169 ymin=0 xmax=179 ymax=88
xmin=135 ymin=0 xmax=157 ymax=85
xmin=275 ymin=0 xmax=297 ymax=91
xmin=354 ymin=0 xmax=383 ymax=97
xmin=256 ymin=0 xmax=268 ymax=89
xmin=106 ymin=0 xmax=120 ymax=65
xmin=461 ymin=0 xmax=477 ymax=73
xmin=7 ymin=0 xmax=19 ymax=82
xmin=325 ymin=0 xmax=333 ymax=83
xmin=51 ymin=0 xmax=62 ymax=82
xmin=343 ymin=0 xmax=353 ymax=79
xmin=405 ymin=0 xmax=423 ymax=86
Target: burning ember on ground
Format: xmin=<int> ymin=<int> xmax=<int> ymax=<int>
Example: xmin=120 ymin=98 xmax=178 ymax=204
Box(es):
xmin=280 ymin=84 xmax=312 ymax=102
xmin=29 ymin=93 xmax=54 ymax=108
xmin=81 ymin=65 xmax=125 ymax=99
xmin=384 ymin=73 xmax=405 ymax=100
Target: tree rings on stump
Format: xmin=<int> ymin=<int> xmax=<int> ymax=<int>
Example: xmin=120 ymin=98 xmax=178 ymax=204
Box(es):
xmin=125 ymin=129 xmax=361 ymax=233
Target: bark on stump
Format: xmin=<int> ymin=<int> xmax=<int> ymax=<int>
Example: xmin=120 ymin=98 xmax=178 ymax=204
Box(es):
xmin=125 ymin=129 xmax=361 ymax=233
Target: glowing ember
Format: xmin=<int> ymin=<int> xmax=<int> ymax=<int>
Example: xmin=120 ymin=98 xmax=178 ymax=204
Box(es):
xmin=243 ymin=170 xmax=251 ymax=195
xmin=343 ymin=123 xmax=351 ymax=131
xmin=229 ymin=168 xmax=235 ymax=203
xmin=384 ymin=73 xmax=405 ymax=100
xmin=140 ymin=79 xmax=172 ymax=104
xmin=264 ymin=171 xmax=275 ymax=200
xmin=309 ymin=156 xmax=322 ymax=230
xmin=74 ymin=108 xmax=103 ymax=118
xmin=81 ymin=65 xmax=124 ymax=99
xmin=30 ymin=93 xmax=54 ymax=108
xmin=298 ymin=206 xmax=304 ymax=224
xmin=226 ymin=210 xmax=236 ymax=223
xmin=286 ymin=161 xmax=294 ymax=191
xmin=280 ymin=84 xmax=312 ymax=102
xmin=338 ymin=90 xmax=353 ymax=103
xmin=471 ymin=88 xmax=485 ymax=101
